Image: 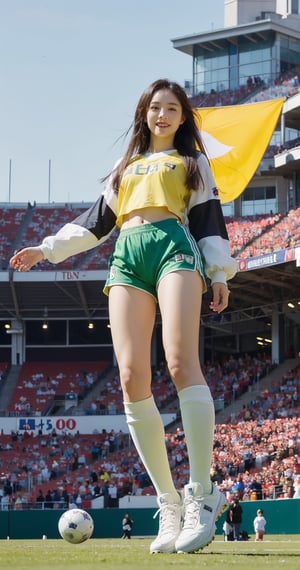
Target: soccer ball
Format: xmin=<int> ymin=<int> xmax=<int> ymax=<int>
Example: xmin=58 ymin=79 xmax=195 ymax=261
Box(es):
xmin=58 ymin=508 xmax=94 ymax=544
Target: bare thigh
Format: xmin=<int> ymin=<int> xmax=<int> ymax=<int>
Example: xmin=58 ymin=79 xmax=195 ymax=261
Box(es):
xmin=157 ymin=270 xmax=207 ymax=390
xmin=108 ymin=285 xmax=157 ymax=402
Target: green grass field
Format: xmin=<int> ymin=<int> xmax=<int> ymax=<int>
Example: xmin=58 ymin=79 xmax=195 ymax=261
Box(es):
xmin=0 ymin=535 xmax=299 ymax=570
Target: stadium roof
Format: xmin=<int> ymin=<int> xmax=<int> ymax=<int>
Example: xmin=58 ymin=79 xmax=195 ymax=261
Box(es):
xmin=171 ymin=14 xmax=300 ymax=56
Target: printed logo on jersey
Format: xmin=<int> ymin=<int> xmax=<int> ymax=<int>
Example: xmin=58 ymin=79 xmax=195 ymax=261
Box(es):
xmin=124 ymin=163 xmax=159 ymax=177
xmin=124 ymin=161 xmax=177 ymax=177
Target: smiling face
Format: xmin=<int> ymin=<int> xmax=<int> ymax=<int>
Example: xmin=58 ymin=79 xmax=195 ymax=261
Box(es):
xmin=146 ymin=88 xmax=184 ymax=151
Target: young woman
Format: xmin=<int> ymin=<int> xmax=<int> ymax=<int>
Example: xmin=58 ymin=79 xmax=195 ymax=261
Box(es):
xmin=10 ymin=79 xmax=237 ymax=554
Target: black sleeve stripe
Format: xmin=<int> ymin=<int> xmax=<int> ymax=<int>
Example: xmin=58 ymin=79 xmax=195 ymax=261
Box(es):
xmin=72 ymin=196 xmax=116 ymax=240
xmin=188 ymin=200 xmax=229 ymax=242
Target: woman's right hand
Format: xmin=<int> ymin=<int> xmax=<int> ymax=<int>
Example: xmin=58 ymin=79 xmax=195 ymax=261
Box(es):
xmin=10 ymin=247 xmax=44 ymax=272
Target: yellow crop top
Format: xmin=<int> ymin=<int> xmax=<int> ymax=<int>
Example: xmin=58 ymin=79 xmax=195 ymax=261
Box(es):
xmin=116 ymin=150 xmax=190 ymax=227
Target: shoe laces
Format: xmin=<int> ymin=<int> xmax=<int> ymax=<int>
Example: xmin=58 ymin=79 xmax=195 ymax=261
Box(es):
xmin=153 ymin=503 xmax=180 ymax=535
xmin=182 ymin=495 xmax=203 ymax=529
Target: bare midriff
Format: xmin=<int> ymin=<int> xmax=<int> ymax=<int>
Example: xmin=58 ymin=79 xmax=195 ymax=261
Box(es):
xmin=121 ymin=207 xmax=179 ymax=229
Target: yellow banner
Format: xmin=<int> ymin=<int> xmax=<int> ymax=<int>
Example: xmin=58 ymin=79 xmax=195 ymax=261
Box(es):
xmin=194 ymin=99 xmax=284 ymax=203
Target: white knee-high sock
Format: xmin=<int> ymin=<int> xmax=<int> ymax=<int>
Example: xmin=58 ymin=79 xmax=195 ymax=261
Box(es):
xmin=124 ymin=395 xmax=179 ymax=503
xmin=178 ymin=385 xmax=215 ymax=494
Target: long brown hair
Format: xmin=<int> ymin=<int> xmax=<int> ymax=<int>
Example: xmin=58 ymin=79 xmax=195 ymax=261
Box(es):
xmin=108 ymin=79 xmax=206 ymax=192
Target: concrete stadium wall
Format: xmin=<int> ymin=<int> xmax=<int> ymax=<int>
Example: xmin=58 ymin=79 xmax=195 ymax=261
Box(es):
xmin=0 ymin=499 xmax=299 ymax=540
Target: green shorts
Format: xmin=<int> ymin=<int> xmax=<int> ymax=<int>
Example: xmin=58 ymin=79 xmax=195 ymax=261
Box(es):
xmin=104 ymin=218 xmax=206 ymax=300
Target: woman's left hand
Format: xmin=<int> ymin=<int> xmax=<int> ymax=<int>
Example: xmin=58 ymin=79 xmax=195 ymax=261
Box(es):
xmin=209 ymin=282 xmax=230 ymax=313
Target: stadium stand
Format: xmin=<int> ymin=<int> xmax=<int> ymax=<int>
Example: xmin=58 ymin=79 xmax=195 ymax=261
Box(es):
xmin=3 ymin=354 xmax=274 ymax=417
xmin=235 ymin=207 xmax=300 ymax=259
xmin=0 ymin=357 xmax=299 ymax=509
xmin=6 ymin=361 xmax=110 ymax=416
xmin=0 ymin=207 xmax=26 ymax=269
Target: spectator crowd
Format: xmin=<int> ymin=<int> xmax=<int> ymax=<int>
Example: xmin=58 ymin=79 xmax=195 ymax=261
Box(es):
xmin=0 ymin=356 xmax=299 ymax=510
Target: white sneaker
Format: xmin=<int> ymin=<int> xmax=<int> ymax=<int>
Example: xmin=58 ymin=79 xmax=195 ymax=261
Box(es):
xmin=150 ymin=493 xmax=182 ymax=554
xmin=175 ymin=482 xmax=228 ymax=553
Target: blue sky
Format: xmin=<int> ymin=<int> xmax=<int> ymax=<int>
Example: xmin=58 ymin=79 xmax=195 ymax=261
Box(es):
xmin=0 ymin=0 xmax=225 ymax=204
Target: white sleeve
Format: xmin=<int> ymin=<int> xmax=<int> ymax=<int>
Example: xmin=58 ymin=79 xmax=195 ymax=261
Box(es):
xmin=40 ymin=223 xmax=102 ymax=264
xmin=187 ymin=153 xmax=237 ymax=284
